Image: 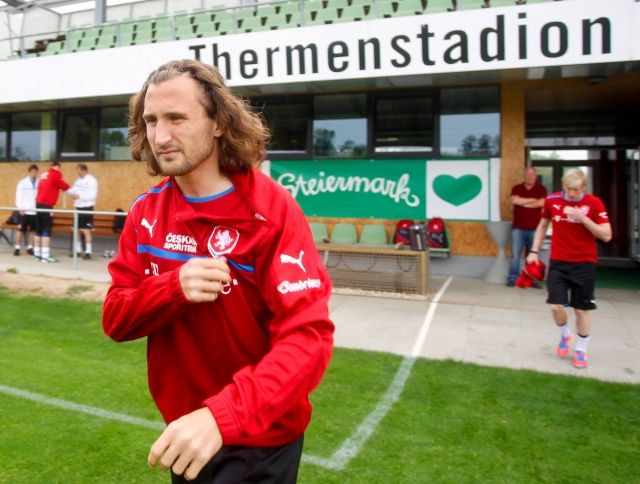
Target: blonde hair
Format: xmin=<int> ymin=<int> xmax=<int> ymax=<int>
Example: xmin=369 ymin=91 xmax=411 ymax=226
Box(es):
xmin=562 ymin=169 xmax=587 ymax=190
xmin=128 ymin=59 xmax=269 ymax=176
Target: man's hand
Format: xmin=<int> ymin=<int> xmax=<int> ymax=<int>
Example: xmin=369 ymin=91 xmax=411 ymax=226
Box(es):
xmin=563 ymin=205 xmax=586 ymax=223
xmin=179 ymin=257 xmax=231 ymax=302
xmin=526 ymin=252 xmax=539 ymax=264
xmin=148 ymin=407 xmax=223 ymax=480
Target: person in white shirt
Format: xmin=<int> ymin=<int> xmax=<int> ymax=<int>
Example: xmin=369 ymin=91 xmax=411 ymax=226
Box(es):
xmin=67 ymin=163 xmax=98 ymax=259
xmin=14 ymin=164 xmax=39 ymax=256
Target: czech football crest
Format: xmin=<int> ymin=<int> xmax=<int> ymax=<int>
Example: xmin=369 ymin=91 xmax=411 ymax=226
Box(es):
xmin=208 ymin=226 xmax=240 ymax=257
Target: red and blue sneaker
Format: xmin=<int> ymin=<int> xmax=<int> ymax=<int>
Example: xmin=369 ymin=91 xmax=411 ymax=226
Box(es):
xmin=556 ymin=332 xmax=572 ymax=358
xmin=572 ymin=350 xmax=588 ymax=369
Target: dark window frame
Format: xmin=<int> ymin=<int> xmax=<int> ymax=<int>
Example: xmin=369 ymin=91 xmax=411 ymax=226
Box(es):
xmin=253 ymin=95 xmax=313 ymax=160
xmin=99 ymin=105 xmax=131 ymax=161
xmin=439 ymin=85 xmax=501 ymax=159
xmin=57 ymin=109 xmax=100 ymax=161
xmin=10 ymin=110 xmax=57 ymax=162
xmin=312 ymin=92 xmax=368 ymax=160
xmin=370 ymin=89 xmax=439 ymax=159
xmin=0 ymin=114 xmax=10 ymax=162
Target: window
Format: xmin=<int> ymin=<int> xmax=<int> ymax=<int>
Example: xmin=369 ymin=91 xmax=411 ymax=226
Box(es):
xmin=11 ymin=112 xmax=56 ymax=161
xmin=60 ymin=111 xmax=98 ymax=159
xmin=100 ymin=107 xmax=131 ymax=160
xmin=255 ymin=97 xmax=310 ymax=157
xmin=374 ymin=94 xmax=434 ymax=154
xmin=439 ymin=86 xmax=500 ymax=157
xmin=313 ymin=94 xmax=367 ymax=159
xmin=0 ymin=116 xmax=7 ymax=160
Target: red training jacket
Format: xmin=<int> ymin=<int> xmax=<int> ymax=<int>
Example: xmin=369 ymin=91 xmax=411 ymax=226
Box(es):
xmin=102 ymin=168 xmax=334 ymax=447
xmin=36 ymin=167 xmax=70 ymax=206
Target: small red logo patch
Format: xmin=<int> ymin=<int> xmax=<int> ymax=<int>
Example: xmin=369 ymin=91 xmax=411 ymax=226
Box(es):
xmin=208 ymin=226 xmax=240 ymax=257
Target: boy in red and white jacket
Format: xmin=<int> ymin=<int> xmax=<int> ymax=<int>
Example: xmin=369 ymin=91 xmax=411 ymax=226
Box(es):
xmin=103 ymin=60 xmax=333 ymax=483
xmin=527 ymin=169 xmax=611 ymax=370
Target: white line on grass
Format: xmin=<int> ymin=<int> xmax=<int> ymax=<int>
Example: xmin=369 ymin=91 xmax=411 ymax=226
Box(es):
xmin=303 ymin=276 xmax=454 ymax=471
xmin=1 ymin=276 xmax=454 ymax=473
xmin=0 ymin=384 xmax=165 ymax=430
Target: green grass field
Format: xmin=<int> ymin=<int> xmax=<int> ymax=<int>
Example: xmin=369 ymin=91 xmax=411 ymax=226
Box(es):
xmin=0 ymin=287 xmax=639 ymax=483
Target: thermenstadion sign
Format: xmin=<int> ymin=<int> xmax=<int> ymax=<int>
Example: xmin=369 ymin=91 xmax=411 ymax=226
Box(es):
xmin=185 ymin=0 xmax=635 ymax=85
xmin=271 ymin=160 xmax=425 ymax=219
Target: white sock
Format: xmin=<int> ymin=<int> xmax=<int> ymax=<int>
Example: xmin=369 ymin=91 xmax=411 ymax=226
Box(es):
xmin=14 ymin=244 xmax=20 ymax=250
xmin=558 ymin=323 xmax=571 ymax=338
xmin=76 ymin=242 xmax=83 ymax=253
xmin=34 ymin=247 xmax=41 ymax=257
xmin=575 ymin=334 xmax=590 ymax=353
xmin=85 ymin=243 xmax=92 ymax=254
xmin=27 ymin=244 xmax=33 ymax=250
xmin=42 ymin=247 xmax=50 ymax=259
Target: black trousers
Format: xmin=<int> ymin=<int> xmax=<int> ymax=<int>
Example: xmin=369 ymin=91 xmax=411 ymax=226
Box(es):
xmin=171 ymin=436 xmax=304 ymax=484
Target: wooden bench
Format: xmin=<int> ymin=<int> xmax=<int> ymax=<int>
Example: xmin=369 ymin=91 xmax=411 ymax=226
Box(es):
xmin=315 ymin=243 xmax=429 ymax=295
xmin=308 ymin=217 xmax=453 ymax=258
xmin=52 ymin=212 xmax=122 ymax=237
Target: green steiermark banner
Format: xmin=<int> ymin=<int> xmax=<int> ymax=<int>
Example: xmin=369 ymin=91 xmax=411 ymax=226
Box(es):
xmin=270 ymin=159 xmax=426 ymax=219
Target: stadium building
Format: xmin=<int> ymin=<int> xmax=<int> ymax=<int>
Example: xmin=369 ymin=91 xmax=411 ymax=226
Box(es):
xmin=0 ymin=0 xmax=639 ymax=274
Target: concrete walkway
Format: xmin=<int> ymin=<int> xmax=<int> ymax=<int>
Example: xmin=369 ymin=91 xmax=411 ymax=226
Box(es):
xmin=1 ymin=241 xmax=638 ymax=385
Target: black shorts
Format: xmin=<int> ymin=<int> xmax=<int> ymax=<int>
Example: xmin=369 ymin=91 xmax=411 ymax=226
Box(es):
xmin=35 ymin=203 xmax=53 ymax=237
xmin=78 ymin=207 xmax=94 ymax=230
xmin=171 ymin=436 xmax=303 ymax=484
xmin=546 ymin=260 xmax=597 ymax=310
xmin=18 ymin=214 xmax=37 ymax=232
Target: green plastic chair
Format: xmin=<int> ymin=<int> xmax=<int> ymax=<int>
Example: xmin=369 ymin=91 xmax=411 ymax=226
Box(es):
xmin=359 ymin=225 xmax=388 ymax=245
xmin=154 ymin=17 xmax=172 ymax=30
xmin=94 ymin=35 xmax=114 ymax=49
xmin=240 ymin=16 xmax=266 ymax=32
xmin=134 ymin=29 xmax=153 ymax=44
xmin=376 ymin=0 xmax=396 ymax=17
xmin=488 ymin=0 xmax=517 ymax=6
xmin=310 ymin=222 xmax=329 ymax=244
xmin=264 ymin=13 xmax=294 ymax=29
xmin=279 ymin=1 xmax=301 ymax=23
xmin=326 ymin=0 xmax=349 ymax=8
xmin=154 ymin=27 xmax=174 ymax=43
xmin=174 ymin=13 xmax=192 ymax=27
xmin=196 ymin=22 xmax=217 ymax=37
xmin=331 ymin=223 xmax=358 ymax=245
xmin=340 ymin=5 xmax=366 ymax=21
xmin=192 ymin=12 xmax=212 ymax=25
xmin=43 ymin=40 xmax=64 ymax=55
xmin=425 ymin=0 xmax=453 ymax=12
xmin=455 ymin=0 xmax=487 ymax=10
xmin=176 ymin=23 xmax=196 ymax=39
xmin=216 ymin=18 xmax=236 ymax=34
xmin=396 ymin=0 xmax=426 ymax=15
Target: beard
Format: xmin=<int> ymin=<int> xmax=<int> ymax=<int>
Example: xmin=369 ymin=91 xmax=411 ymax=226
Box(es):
xmin=153 ymin=136 xmax=216 ymax=177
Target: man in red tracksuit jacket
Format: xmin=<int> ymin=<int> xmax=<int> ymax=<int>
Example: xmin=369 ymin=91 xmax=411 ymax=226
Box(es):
xmin=34 ymin=161 xmax=70 ymax=261
xmin=102 ymin=60 xmax=334 ymax=483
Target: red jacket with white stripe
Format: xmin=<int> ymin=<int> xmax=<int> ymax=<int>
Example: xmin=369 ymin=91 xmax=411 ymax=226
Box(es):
xmin=102 ymin=168 xmax=334 ymax=447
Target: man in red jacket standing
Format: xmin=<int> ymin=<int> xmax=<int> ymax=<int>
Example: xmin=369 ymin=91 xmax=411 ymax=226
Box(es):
xmin=102 ymin=60 xmax=334 ymax=483
xmin=34 ymin=161 xmax=70 ymax=262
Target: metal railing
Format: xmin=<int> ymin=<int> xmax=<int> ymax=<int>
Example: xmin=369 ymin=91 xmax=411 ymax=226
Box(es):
xmin=0 ymin=206 xmax=126 ymax=270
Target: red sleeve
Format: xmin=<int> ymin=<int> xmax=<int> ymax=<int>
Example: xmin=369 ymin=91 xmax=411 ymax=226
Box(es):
xmin=55 ymin=171 xmax=70 ymax=192
xmin=592 ymin=197 xmax=609 ymax=224
xmin=203 ymin=197 xmax=334 ymax=443
xmin=102 ymin=206 xmax=189 ymax=342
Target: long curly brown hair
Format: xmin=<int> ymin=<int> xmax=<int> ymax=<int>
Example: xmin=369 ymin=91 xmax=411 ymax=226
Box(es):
xmin=128 ymin=59 xmax=269 ymax=176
